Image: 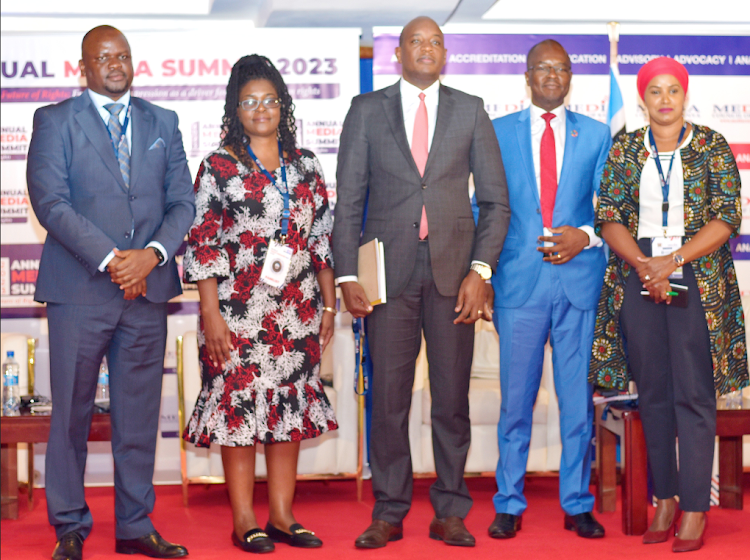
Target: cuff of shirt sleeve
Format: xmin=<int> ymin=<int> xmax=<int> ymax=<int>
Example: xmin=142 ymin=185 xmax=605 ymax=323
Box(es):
xmin=335 ymin=275 xmax=358 ymax=286
xmin=146 ymin=241 xmax=168 ymax=265
xmin=99 ymin=250 xmax=116 ymax=272
xmin=578 ymin=225 xmax=603 ymax=249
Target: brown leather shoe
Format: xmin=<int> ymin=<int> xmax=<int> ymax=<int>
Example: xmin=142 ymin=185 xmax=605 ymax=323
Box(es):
xmin=354 ymin=520 xmax=403 ymax=549
xmin=428 ymin=516 xmax=476 ymax=547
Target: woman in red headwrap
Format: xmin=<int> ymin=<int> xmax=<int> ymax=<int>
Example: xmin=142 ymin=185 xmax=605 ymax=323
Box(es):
xmin=589 ymin=57 xmax=748 ymax=552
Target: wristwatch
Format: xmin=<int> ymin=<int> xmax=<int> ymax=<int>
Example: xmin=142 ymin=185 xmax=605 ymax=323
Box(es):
xmin=672 ymin=253 xmax=685 ymax=267
xmin=470 ymin=263 xmax=492 ymax=281
xmin=152 ymin=247 xmax=165 ymax=264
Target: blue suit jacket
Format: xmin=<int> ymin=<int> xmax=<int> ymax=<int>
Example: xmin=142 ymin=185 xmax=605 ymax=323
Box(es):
xmin=27 ymin=92 xmax=195 ymax=304
xmin=491 ymin=108 xmax=610 ymax=310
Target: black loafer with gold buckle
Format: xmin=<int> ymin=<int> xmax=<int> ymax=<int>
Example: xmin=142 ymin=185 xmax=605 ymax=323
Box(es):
xmin=265 ymin=523 xmax=323 ymax=548
xmin=231 ymin=529 xmax=275 ymax=554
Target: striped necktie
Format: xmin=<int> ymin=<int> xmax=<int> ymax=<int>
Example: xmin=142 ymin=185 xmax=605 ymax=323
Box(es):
xmin=104 ymin=103 xmax=130 ymax=187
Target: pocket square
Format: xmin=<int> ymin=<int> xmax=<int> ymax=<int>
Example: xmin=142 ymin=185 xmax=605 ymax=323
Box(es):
xmin=148 ymin=137 xmax=166 ymax=150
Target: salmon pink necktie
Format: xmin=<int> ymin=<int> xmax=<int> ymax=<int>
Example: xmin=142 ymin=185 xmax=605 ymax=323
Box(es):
xmin=412 ymin=92 xmax=429 ymax=239
xmin=540 ymin=112 xmax=557 ymax=229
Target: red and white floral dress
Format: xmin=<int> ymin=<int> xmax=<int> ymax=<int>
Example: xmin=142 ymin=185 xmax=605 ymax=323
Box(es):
xmin=182 ymin=147 xmax=337 ymax=447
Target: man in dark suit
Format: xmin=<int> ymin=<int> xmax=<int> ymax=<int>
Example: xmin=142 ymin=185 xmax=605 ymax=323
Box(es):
xmin=27 ymin=26 xmax=194 ymax=560
xmin=484 ymin=40 xmax=610 ymax=540
xmin=332 ymin=16 xmax=509 ymax=548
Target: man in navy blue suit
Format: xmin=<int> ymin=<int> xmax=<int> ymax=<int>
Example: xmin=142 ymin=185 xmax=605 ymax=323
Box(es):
xmin=27 ymin=26 xmax=194 ymax=560
xmin=485 ymin=40 xmax=611 ymax=540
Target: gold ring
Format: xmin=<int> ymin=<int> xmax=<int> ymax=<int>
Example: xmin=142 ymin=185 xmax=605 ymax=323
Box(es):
xmin=557 ymin=254 xmax=562 ymax=259
xmin=478 ymin=310 xmax=483 ymax=315
xmin=645 ymin=275 xmax=651 ymax=281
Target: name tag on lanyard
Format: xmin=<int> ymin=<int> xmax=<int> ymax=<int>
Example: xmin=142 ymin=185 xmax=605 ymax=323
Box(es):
xmin=648 ymin=124 xmax=687 ymax=280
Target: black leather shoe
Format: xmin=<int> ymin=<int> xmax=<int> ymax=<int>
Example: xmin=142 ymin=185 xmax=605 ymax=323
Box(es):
xmin=265 ymin=523 xmax=322 ymax=548
xmin=232 ymin=529 xmax=275 ymax=554
xmin=428 ymin=516 xmax=476 ymax=547
xmin=354 ymin=519 xmax=403 ymax=549
xmin=564 ymin=512 xmax=605 ymax=539
xmin=52 ymin=532 xmax=83 ymax=560
xmin=488 ymin=513 xmax=522 ymax=539
xmin=115 ymin=531 xmax=188 ymax=557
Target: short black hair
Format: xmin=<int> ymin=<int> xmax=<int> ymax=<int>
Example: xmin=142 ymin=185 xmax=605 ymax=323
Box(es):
xmin=221 ymin=55 xmax=298 ymax=169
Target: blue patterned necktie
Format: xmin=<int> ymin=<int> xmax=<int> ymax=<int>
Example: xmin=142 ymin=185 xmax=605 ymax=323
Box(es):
xmin=104 ymin=103 xmax=130 ymax=187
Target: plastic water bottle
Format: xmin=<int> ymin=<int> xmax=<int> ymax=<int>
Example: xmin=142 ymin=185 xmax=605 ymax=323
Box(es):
xmin=95 ymin=356 xmax=109 ymax=404
xmin=2 ymin=350 xmax=21 ymax=417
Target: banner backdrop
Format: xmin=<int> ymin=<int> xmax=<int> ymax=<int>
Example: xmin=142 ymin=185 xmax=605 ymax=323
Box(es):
xmin=1 ymin=28 xmax=360 ymax=312
xmin=0 ymin=27 xmax=360 ymax=485
xmin=374 ymin=31 xmax=750 ymax=292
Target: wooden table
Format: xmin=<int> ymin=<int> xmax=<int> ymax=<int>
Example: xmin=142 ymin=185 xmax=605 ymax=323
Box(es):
xmin=1 ymin=412 xmax=112 ymax=519
xmin=595 ymin=404 xmax=750 ymax=535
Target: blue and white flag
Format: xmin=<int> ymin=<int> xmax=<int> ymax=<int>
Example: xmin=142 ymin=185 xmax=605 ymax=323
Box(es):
xmin=607 ymin=64 xmax=626 ymax=138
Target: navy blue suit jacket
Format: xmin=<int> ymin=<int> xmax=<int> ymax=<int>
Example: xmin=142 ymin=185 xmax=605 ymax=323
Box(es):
xmin=491 ymin=108 xmax=610 ymax=310
xmin=27 ymin=92 xmax=195 ymax=304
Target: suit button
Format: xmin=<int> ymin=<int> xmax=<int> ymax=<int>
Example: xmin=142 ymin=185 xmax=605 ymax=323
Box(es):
xmin=129 ymin=195 xmax=136 ymax=201
xmin=124 ymin=232 xmax=130 ymax=239
xmin=422 ymin=183 xmax=427 ymax=189
xmin=413 ymin=222 xmax=418 ymax=228
xmin=536 ymin=208 xmax=541 ymax=214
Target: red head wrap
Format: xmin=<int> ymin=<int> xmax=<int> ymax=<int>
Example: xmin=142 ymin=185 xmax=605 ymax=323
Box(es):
xmin=637 ymin=57 xmax=689 ymax=100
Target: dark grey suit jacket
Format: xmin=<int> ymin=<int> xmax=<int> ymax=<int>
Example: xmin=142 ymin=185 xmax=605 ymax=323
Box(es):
xmin=333 ymin=81 xmax=510 ymax=298
xmin=27 ymin=92 xmax=195 ymax=304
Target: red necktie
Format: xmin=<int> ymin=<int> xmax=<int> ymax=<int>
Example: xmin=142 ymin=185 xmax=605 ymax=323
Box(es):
xmin=540 ymin=112 xmax=557 ymax=229
xmin=412 ymin=92 xmax=429 ymax=239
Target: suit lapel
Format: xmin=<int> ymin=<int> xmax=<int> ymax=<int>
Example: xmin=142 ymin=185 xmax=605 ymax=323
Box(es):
xmin=129 ymin=99 xmax=154 ymax=189
xmin=516 ymin=109 xmax=540 ymax=207
xmin=557 ymin=110 xmax=579 ymax=201
xmin=382 ymin=81 xmax=422 ymax=179
xmin=424 ymin=85 xmax=455 ymax=176
xmin=73 ymin=94 xmax=128 ymax=192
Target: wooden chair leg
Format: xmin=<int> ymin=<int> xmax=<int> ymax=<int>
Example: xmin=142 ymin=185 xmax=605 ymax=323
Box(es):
xmin=718 ymin=435 xmax=743 ymax=509
xmin=27 ymin=443 xmax=34 ymax=511
xmin=622 ymin=413 xmax=648 ymax=535
xmin=1 ymin=443 xmax=19 ymax=519
xmin=596 ymin=416 xmax=617 ymax=512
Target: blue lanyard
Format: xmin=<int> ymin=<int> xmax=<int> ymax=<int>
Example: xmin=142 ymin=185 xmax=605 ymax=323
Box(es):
xmin=648 ymin=124 xmax=687 ymax=229
xmin=245 ymin=141 xmax=290 ymax=240
xmin=109 ymin=102 xmax=131 ymax=157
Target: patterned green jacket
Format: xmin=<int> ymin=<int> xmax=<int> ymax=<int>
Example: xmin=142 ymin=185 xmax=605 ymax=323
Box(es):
xmin=589 ymin=124 xmax=748 ymax=395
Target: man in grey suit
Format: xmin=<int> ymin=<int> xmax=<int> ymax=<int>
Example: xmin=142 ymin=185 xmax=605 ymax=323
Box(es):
xmin=26 ymin=26 xmax=194 ymax=560
xmin=332 ymin=16 xmax=509 ymax=548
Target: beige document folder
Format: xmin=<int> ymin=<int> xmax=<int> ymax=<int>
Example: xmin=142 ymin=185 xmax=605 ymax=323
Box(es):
xmin=340 ymin=238 xmax=386 ymax=312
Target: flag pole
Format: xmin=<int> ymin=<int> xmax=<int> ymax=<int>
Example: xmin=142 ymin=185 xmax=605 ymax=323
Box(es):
xmin=608 ymin=22 xmax=620 ymax=67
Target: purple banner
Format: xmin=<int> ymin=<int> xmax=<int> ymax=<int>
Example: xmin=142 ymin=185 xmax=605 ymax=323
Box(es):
xmin=0 ymin=154 xmax=26 ymax=161
xmin=374 ymin=34 xmax=750 ymax=76
xmin=287 ymin=83 xmax=340 ymax=100
xmin=730 ymin=235 xmax=750 ymax=260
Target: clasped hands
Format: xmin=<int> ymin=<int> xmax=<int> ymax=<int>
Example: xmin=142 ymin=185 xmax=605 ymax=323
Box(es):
xmin=340 ymin=269 xmax=492 ymax=325
xmin=107 ymin=248 xmax=160 ymax=300
xmin=636 ymin=254 xmax=678 ymax=304
xmin=537 ymin=226 xmax=589 ymax=263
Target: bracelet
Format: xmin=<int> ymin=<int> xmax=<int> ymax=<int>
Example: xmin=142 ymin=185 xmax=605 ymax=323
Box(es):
xmin=322 ymin=306 xmax=337 ymax=316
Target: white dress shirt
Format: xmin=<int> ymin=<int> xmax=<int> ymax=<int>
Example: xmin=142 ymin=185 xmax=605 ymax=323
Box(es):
xmin=529 ymin=103 xmax=601 ymax=249
xmin=637 ymin=127 xmax=693 ymax=239
xmin=88 ymin=89 xmax=168 ymax=271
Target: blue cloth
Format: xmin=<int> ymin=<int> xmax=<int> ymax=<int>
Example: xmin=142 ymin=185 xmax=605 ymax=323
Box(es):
xmin=476 ymin=107 xmax=610 ymax=515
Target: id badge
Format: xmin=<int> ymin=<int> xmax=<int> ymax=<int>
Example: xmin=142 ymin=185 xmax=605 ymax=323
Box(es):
xmin=651 ymin=236 xmax=683 ymax=279
xmin=260 ymin=240 xmax=293 ymax=288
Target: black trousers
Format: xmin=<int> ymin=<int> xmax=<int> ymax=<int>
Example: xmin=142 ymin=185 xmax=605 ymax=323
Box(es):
xmin=366 ymin=241 xmax=474 ymax=523
xmin=619 ymin=239 xmax=716 ymax=511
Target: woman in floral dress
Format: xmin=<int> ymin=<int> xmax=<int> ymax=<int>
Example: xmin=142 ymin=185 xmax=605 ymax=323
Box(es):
xmin=182 ymin=55 xmax=337 ymax=553
xmin=589 ymin=57 xmax=747 ymax=552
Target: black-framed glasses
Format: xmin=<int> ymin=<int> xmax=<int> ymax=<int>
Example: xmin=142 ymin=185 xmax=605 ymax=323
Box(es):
xmin=528 ymin=64 xmax=571 ymax=76
xmin=238 ymin=97 xmax=282 ymax=111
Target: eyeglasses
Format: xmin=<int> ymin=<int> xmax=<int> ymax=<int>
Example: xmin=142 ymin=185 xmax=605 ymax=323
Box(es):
xmin=528 ymin=64 xmax=571 ymax=76
xmin=238 ymin=97 xmax=282 ymax=111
